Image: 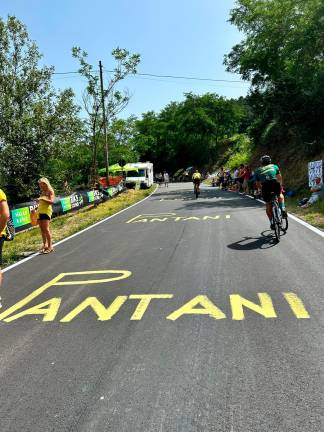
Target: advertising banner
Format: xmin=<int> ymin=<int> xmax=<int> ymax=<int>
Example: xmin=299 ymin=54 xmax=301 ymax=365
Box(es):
xmin=60 ymin=197 xmax=72 ymax=212
xmin=87 ymin=191 xmax=95 ymax=203
xmin=308 ymin=160 xmax=323 ymax=187
xmin=10 ymin=183 xmax=122 ymax=233
xmin=11 ymin=207 xmax=31 ymax=228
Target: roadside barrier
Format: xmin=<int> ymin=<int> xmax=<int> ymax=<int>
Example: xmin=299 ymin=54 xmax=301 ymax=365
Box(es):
xmin=10 ymin=182 xmax=125 ymax=233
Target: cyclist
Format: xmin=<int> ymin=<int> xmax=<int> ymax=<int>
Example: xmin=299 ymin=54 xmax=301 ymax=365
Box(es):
xmin=192 ymin=169 xmax=202 ymax=194
xmin=255 ymin=155 xmax=287 ymax=229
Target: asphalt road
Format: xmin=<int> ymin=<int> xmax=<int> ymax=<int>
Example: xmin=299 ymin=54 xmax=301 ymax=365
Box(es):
xmin=0 ymin=183 xmax=323 ymax=432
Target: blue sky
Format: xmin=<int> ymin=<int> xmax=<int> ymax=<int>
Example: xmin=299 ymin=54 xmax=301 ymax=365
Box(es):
xmin=0 ymin=0 xmax=248 ymax=118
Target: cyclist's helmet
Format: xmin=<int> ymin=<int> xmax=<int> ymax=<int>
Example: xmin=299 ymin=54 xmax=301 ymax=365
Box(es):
xmin=260 ymin=155 xmax=271 ymax=166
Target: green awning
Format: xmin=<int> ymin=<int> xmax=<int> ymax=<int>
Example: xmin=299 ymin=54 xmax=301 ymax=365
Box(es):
xmin=174 ymin=168 xmax=185 ymax=177
xmin=123 ymin=164 xmax=139 ymax=172
xmin=99 ymin=164 xmax=122 ymax=175
xmin=98 ymin=164 xmax=139 ymax=175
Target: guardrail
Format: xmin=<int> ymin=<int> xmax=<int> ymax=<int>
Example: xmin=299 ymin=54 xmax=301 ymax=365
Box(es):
xmin=10 ymin=182 xmax=125 ymax=233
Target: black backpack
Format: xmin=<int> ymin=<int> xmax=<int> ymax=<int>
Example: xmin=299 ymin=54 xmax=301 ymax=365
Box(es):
xmin=5 ymin=217 xmax=15 ymax=241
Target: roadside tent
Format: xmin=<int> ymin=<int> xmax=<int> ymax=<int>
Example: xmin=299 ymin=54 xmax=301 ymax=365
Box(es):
xmin=99 ymin=164 xmax=139 ymax=175
xmin=98 ymin=164 xmax=122 ymax=175
xmin=123 ymin=164 xmax=139 ymax=174
xmin=173 ymin=168 xmax=185 ymax=178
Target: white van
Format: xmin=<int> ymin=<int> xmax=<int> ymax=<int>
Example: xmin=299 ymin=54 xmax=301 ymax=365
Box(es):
xmin=125 ymin=162 xmax=154 ymax=189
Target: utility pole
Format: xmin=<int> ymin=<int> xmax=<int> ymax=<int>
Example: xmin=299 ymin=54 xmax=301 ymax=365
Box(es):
xmin=99 ymin=60 xmax=109 ymax=186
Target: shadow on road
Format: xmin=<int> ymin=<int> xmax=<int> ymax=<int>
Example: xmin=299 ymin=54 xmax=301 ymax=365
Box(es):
xmin=175 ymin=196 xmax=260 ymax=211
xmin=227 ymin=231 xmax=279 ymax=250
xmin=153 ymin=186 xmax=262 ymax=212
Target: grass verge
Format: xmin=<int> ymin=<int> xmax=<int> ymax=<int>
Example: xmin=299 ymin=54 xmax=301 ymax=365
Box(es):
xmin=285 ymin=196 xmax=324 ymax=230
xmin=3 ymin=186 xmax=156 ymax=267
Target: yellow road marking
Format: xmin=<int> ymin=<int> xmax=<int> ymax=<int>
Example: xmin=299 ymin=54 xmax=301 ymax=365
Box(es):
xmin=166 ymin=295 xmax=226 ymax=321
xmin=60 ymin=296 xmax=128 ymax=322
xmin=126 ymin=214 xmax=231 ymax=223
xmin=0 ymin=273 xmax=65 ymax=321
xmin=55 ymin=270 xmax=132 ymax=286
xmin=283 ymin=293 xmax=310 ymax=318
xmin=203 ymin=216 xmax=220 ymax=220
xmin=4 ymin=298 xmax=62 ymax=323
xmin=129 ymin=294 xmax=174 ymax=320
xmin=230 ymin=293 xmax=277 ymax=320
xmin=0 ymin=270 xmax=131 ymax=321
xmin=126 ymin=214 xmax=143 ymax=224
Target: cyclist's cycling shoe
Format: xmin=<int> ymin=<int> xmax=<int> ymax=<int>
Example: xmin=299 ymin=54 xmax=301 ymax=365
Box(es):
xmin=270 ymin=223 xmax=275 ymax=230
xmin=281 ymin=209 xmax=288 ymax=218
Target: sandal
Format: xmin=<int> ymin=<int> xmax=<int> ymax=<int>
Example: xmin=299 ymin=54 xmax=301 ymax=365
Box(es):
xmin=41 ymin=248 xmax=54 ymax=254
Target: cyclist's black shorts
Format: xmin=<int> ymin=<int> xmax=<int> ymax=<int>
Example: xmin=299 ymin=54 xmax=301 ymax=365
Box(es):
xmin=193 ymin=179 xmax=201 ymax=185
xmin=261 ymin=179 xmax=281 ymax=203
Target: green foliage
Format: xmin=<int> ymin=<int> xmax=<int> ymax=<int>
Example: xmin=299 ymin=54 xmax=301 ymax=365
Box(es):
xmin=0 ymin=16 xmax=83 ymax=202
xmin=107 ymin=117 xmax=139 ymax=164
xmin=223 ymin=134 xmax=253 ymax=169
xmin=133 ymin=93 xmax=249 ymax=172
xmin=225 ymin=0 xmax=324 ymax=151
xmin=72 ymin=46 xmax=141 ymax=183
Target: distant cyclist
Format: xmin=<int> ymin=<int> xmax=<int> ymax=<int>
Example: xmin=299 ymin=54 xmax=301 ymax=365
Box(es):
xmin=192 ymin=170 xmax=202 ymax=194
xmin=255 ymin=155 xmax=287 ymax=229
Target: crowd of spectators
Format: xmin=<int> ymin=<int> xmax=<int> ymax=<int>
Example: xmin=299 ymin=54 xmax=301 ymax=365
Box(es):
xmin=211 ymin=166 xmax=324 ymax=211
xmin=211 ymin=164 xmax=258 ymax=196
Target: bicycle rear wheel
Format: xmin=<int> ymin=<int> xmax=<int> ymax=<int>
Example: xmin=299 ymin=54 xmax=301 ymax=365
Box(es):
xmin=272 ymin=204 xmax=281 ymax=242
xmin=281 ymin=215 xmax=288 ymax=232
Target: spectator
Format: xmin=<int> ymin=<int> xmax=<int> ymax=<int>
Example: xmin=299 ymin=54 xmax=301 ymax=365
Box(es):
xmin=236 ymin=164 xmax=245 ymax=192
xmin=299 ymin=177 xmax=324 ymax=208
xmin=248 ymin=170 xmax=257 ymax=196
xmin=163 ymin=171 xmax=170 ymax=187
xmin=223 ymin=169 xmax=232 ymax=190
xmin=37 ymin=177 xmax=55 ymax=254
xmin=218 ymin=167 xmax=225 ymax=188
xmin=232 ymin=167 xmax=240 ymax=192
xmin=156 ymin=173 xmax=163 ymax=186
xmin=243 ymin=165 xmax=252 ymax=194
xmin=0 ymin=188 xmax=10 ymax=297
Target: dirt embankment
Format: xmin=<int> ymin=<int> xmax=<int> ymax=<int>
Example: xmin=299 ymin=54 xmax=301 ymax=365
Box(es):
xmin=249 ymin=146 xmax=324 ymax=192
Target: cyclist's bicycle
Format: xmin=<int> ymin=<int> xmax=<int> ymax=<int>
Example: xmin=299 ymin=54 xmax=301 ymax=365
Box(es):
xmin=270 ymin=192 xmax=288 ymax=242
xmin=193 ymin=182 xmax=200 ymax=199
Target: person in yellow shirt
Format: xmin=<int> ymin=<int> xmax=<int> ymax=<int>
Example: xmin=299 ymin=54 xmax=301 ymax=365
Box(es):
xmin=192 ymin=169 xmax=202 ymax=194
xmin=37 ymin=178 xmax=55 ymax=254
xmin=0 ymin=189 xmax=10 ymax=291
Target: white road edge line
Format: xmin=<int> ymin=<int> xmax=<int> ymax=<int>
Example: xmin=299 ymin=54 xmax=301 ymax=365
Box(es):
xmin=244 ymin=193 xmax=324 ymax=239
xmin=287 ymin=213 xmax=324 ymax=238
xmin=3 ymin=186 xmax=157 ymax=274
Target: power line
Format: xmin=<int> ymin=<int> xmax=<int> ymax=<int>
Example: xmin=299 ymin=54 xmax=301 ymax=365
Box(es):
xmin=128 ymin=71 xmax=248 ymax=84
xmin=52 ymin=69 xmax=249 ymax=85
xmin=128 ymin=75 xmax=248 ymax=89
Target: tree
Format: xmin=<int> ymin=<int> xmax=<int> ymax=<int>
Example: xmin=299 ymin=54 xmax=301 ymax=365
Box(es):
xmin=224 ymin=0 xmax=324 ymax=149
xmin=72 ymin=47 xmax=140 ymax=184
xmin=0 ymin=16 xmax=83 ymax=202
xmin=133 ymin=93 xmax=248 ymax=173
xmin=108 ymin=117 xmax=138 ymax=164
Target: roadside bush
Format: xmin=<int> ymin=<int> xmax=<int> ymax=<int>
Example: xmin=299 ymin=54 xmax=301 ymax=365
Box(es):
xmin=224 ymin=134 xmax=253 ymax=169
